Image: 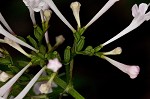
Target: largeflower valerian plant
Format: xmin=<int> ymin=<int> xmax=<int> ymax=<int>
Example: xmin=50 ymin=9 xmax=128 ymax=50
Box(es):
xmin=0 ymin=0 xmax=149 ymax=99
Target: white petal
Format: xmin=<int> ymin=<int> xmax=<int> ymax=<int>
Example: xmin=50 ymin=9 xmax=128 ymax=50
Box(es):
xmin=131 ymin=4 xmax=139 ymax=17
xmin=145 ymin=11 xmax=150 ymax=21
xmin=139 ymin=3 xmax=148 ymax=15
xmin=23 ymin=0 xmax=29 ymax=6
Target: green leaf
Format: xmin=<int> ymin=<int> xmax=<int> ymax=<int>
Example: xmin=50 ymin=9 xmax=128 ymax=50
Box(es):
xmin=73 ymin=32 xmax=81 ymax=42
xmin=8 ymin=65 xmax=19 ymax=73
xmin=40 ymin=60 xmax=46 ymax=67
xmin=0 ymin=57 xmax=11 ymax=65
xmin=64 ymin=46 xmax=71 ymax=63
xmin=78 ymin=27 xmax=86 ymax=35
xmin=34 ymin=25 xmax=44 ymax=42
xmin=17 ymin=61 xmax=29 ymax=67
xmin=76 ymin=36 xmax=85 ymax=52
xmin=39 ymin=45 xmax=46 ymax=54
xmin=27 ymin=35 xmax=38 ymax=49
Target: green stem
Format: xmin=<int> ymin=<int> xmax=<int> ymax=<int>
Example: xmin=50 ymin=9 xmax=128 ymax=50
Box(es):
xmin=54 ymin=76 xmax=85 ymax=99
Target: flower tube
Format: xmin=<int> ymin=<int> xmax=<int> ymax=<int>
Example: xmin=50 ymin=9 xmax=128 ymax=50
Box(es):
xmin=0 ymin=25 xmax=38 ymax=52
xmin=0 ymin=13 xmax=14 ymax=34
xmin=4 ymin=37 xmax=31 ymax=57
xmin=70 ymin=1 xmax=81 ymax=28
xmin=43 ymin=0 xmax=75 ymax=32
xmin=102 ymin=56 xmax=140 ymax=79
xmin=85 ymin=0 xmax=119 ymax=29
xmin=102 ymin=3 xmax=150 ymax=46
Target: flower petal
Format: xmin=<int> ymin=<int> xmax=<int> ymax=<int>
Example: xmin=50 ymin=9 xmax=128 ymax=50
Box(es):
xmin=131 ymin=4 xmax=139 ymax=17
xmin=145 ymin=11 xmax=150 ymax=21
xmin=139 ymin=3 xmax=148 ymax=15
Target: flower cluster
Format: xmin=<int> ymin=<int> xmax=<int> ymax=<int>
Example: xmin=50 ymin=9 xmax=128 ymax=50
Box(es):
xmin=0 ymin=0 xmax=149 ymax=99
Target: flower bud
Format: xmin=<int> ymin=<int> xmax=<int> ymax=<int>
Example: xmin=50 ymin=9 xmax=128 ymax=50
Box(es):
xmin=103 ymin=47 xmax=122 ymax=55
xmin=55 ymin=35 xmax=65 ymax=45
xmin=0 ymin=72 xmax=11 ymax=82
xmin=70 ymin=1 xmax=81 ymax=28
xmin=39 ymin=83 xmax=52 ymax=94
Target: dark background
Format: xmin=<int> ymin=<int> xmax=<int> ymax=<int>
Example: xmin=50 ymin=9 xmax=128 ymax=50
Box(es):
xmin=0 ymin=0 xmax=150 ymax=99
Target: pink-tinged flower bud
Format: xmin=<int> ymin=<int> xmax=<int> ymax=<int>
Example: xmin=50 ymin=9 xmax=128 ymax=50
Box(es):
xmin=102 ymin=56 xmax=140 ymax=79
xmin=47 ymin=58 xmax=62 ymax=72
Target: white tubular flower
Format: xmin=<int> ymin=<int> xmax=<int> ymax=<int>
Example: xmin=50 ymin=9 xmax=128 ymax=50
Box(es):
xmin=70 ymin=1 xmax=81 ymax=28
xmin=2 ymin=88 xmax=11 ymax=99
xmin=28 ymin=7 xmax=36 ymax=25
xmin=0 ymin=62 xmax=32 ymax=97
xmin=23 ymin=0 xmax=49 ymax=25
xmin=23 ymin=0 xmax=49 ymax=12
xmin=0 ymin=13 xmax=14 ymax=34
xmin=103 ymin=56 xmax=140 ymax=79
xmin=0 ymin=25 xmax=38 ymax=52
xmin=102 ymin=3 xmax=150 ymax=46
xmin=103 ymin=47 xmax=122 ymax=55
xmin=85 ymin=0 xmax=119 ymax=29
xmin=47 ymin=58 xmax=62 ymax=72
xmin=14 ymin=67 xmax=46 ymax=99
xmin=0 ymin=72 xmax=11 ymax=82
xmin=55 ymin=35 xmax=65 ymax=45
xmin=0 ymin=88 xmax=11 ymax=99
xmin=43 ymin=0 xmax=75 ymax=32
xmin=4 ymin=37 xmax=31 ymax=57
